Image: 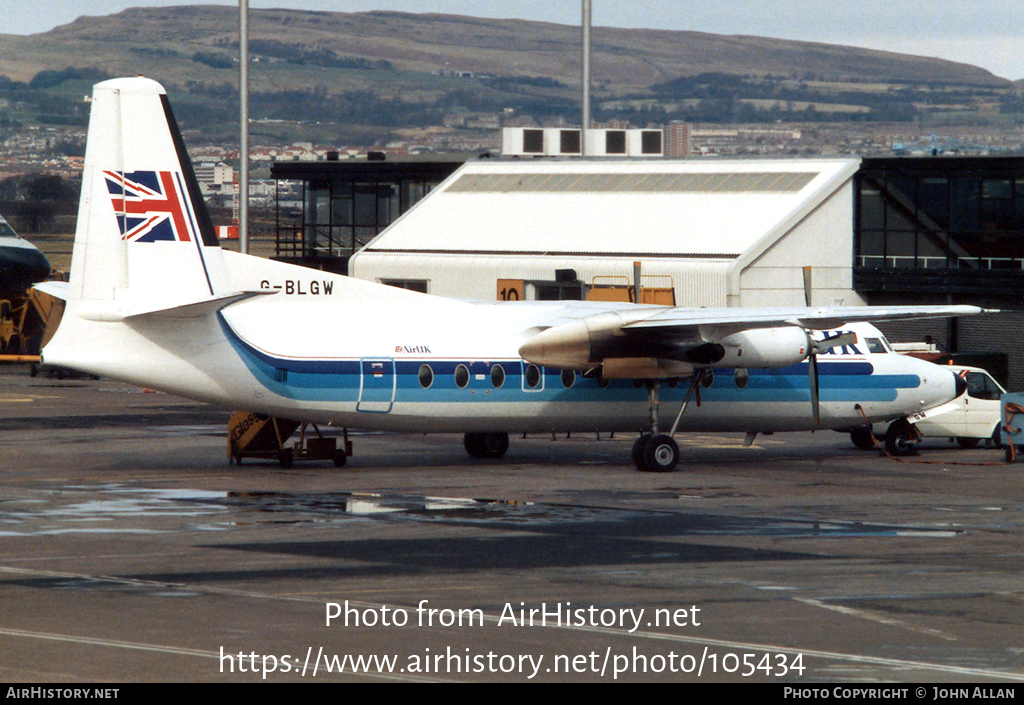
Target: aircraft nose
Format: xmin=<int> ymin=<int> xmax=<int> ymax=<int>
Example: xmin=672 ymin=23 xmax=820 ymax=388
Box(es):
xmin=910 ymin=360 xmax=962 ymax=413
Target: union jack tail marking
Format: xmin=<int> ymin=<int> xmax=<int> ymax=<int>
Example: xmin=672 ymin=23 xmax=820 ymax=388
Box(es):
xmin=104 ymin=170 xmax=196 ymax=243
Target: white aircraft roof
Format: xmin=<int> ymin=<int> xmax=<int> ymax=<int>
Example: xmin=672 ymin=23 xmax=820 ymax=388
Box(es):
xmin=362 ymin=158 xmax=860 ymax=258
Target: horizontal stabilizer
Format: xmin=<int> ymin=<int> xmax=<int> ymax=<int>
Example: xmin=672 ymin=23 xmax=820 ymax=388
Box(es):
xmin=78 ymin=291 xmax=274 ymax=323
xmin=31 ymin=281 xmax=70 ymax=300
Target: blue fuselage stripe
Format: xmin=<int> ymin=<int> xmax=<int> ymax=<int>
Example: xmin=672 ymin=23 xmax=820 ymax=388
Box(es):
xmin=219 ymin=316 xmax=917 ymax=406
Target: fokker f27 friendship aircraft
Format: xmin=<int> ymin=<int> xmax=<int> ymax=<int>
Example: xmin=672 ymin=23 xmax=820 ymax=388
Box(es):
xmin=42 ymin=78 xmax=984 ymax=472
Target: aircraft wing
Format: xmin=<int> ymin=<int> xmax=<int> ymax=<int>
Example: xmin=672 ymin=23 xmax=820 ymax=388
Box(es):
xmin=519 ymin=303 xmax=990 ymax=373
xmin=622 ymin=304 xmax=988 ymax=333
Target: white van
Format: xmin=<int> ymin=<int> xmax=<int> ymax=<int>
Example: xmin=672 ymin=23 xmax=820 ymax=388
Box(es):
xmin=851 ymin=365 xmax=1006 ymax=454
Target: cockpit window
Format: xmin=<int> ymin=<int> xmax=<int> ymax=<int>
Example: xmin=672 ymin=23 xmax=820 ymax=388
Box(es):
xmin=864 ymin=338 xmax=887 ymax=354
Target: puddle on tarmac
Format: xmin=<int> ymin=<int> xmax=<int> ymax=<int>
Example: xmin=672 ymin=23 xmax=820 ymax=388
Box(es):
xmin=0 ymin=486 xmax=230 ymax=536
xmin=0 ymin=485 xmax=970 ymax=539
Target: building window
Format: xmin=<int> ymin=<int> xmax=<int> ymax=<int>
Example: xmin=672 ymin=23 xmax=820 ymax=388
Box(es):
xmin=381 ymin=280 xmax=428 ymax=293
xmin=523 ymin=129 xmax=544 ymax=154
xmin=606 ymin=131 xmax=626 ymax=155
xmin=856 ymin=162 xmax=1024 ymax=272
xmin=641 ymin=130 xmax=663 ymax=155
xmin=559 ymin=130 xmax=581 ymax=154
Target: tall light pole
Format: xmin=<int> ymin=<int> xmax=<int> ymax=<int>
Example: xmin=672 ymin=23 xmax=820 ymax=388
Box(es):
xmin=581 ymin=0 xmax=591 ymax=156
xmin=239 ymin=0 xmax=250 ymax=254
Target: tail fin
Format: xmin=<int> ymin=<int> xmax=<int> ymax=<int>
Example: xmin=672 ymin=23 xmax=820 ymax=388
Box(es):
xmin=68 ymin=77 xmax=228 ymax=309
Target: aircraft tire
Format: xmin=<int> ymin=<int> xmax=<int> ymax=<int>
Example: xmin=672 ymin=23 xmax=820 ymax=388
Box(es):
xmin=481 ymin=432 xmax=509 ymax=459
xmin=885 ymin=419 xmax=918 ymax=456
xmin=464 ymin=432 xmax=509 ymax=459
xmin=333 ymin=450 xmax=347 ymax=468
xmin=641 ymin=434 xmax=679 ymax=473
xmin=464 ymin=432 xmax=485 ymax=458
xmin=632 ymin=434 xmax=651 ymax=470
xmin=849 ymin=426 xmax=876 ymax=451
xmin=278 ymin=448 xmax=294 ymax=469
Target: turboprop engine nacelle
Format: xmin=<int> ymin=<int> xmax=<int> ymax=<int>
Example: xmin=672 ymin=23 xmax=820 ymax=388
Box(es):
xmin=517 ymin=312 xmax=650 ymax=370
xmin=519 ymin=315 xmax=814 ymax=371
xmin=710 ymin=326 xmax=812 ymax=369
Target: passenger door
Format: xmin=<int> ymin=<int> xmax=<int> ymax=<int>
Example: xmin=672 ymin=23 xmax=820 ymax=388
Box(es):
xmin=357 ymin=358 xmax=396 ymax=413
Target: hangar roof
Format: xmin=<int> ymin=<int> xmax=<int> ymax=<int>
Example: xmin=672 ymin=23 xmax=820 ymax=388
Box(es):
xmin=358 ymin=158 xmax=860 ymax=258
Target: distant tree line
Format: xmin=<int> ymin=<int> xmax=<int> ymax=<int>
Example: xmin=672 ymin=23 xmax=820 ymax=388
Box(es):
xmin=177 ymin=81 xmax=579 ymax=129
xmin=0 ymin=69 xmax=111 ymax=127
xmin=642 ymin=71 xmax=1015 ymax=123
xmin=193 ymin=52 xmax=234 ymax=70
xmin=211 ymin=39 xmax=394 ymax=71
xmin=483 ymin=75 xmax=566 ymax=92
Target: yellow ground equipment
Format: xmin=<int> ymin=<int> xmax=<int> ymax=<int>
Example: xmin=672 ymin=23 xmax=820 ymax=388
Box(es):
xmin=586 ymin=274 xmax=676 ymax=305
xmin=227 ymin=411 xmax=351 ymax=468
xmin=1 ymin=286 xmax=65 ymax=361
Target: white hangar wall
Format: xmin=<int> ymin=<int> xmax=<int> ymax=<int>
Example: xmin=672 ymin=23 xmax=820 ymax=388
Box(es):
xmin=736 ymin=179 xmax=865 ymax=308
xmin=349 ymin=158 xmax=864 ymax=308
xmin=353 ymin=253 xmax=731 ymax=305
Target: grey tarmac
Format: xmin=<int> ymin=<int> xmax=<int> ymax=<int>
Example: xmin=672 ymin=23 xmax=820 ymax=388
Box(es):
xmin=0 ymin=365 xmax=1022 ymax=682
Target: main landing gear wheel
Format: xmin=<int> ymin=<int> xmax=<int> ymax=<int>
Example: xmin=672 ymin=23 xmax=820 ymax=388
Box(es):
xmin=464 ymin=432 xmax=509 ymax=459
xmin=849 ymin=425 xmax=876 ymax=451
xmin=885 ymin=418 xmax=919 ymax=457
xmin=633 ymin=433 xmax=680 ymax=473
xmin=277 ymin=448 xmax=294 ymax=469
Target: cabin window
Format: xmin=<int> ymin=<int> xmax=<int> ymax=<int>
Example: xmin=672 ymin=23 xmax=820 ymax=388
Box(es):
xmin=561 ymin=370 xmax=575 ymax=388
xmin=524 ymin=364 xmax=542 ymax=389
xmin=735 ymin=368 xmax=749 ymax=389
xmin=418 ymin=364 xmax=434 ymax=388
xmin=455 ymin=364 xmax=470 ymax=389
xmin=490 ymin=364 xmax=505 ymax=388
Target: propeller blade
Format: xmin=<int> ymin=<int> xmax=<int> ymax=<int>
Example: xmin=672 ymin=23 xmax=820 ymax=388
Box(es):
xmin=813 ymin=331 xmax=857 ymax=354
xmin=808 ymin=352 xmax=820 ymax=424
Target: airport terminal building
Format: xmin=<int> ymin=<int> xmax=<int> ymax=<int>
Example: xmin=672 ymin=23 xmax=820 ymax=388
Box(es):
xmin=275 ymin=155 xmax=1024 ymax=387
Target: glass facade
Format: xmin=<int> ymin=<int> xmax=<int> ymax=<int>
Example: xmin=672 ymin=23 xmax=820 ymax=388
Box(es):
xmin=301 ymin=178 xmax=426 ymax=259
xmin=271 ymin=159 xmax=465 ymax=272
xmin=856 ymin=158 xmax=1024 ymax=271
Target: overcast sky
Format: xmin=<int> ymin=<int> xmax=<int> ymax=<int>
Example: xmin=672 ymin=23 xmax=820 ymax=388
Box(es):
xmin=3 ymin=1 xmax=1023 ymax=80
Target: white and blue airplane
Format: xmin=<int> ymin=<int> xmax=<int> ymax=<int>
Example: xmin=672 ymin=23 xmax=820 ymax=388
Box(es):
xmin=42 ymin=77 xmax=983 ymax=472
